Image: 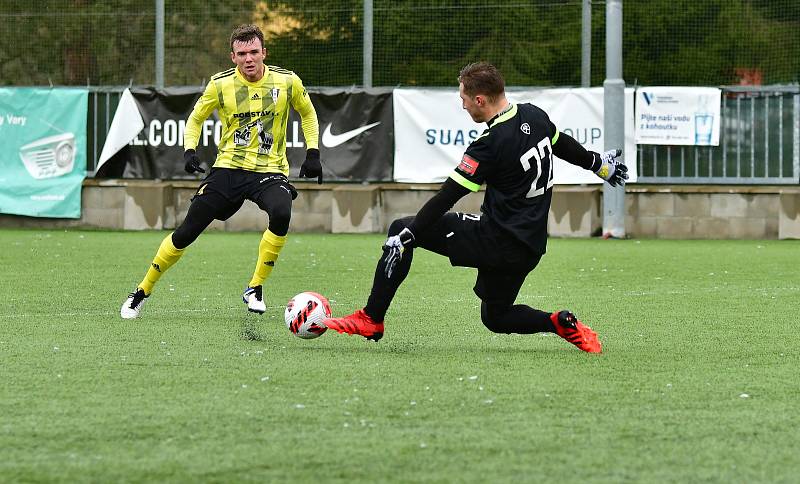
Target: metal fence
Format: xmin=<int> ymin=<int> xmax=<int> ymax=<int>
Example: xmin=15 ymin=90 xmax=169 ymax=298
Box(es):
xmin=87 ymin=87 xmax=125 ymax=174
xmin=86 ymin=85 xmax=799 ymax=184
xmin=637 ymin=86 xmax=800 ymax=184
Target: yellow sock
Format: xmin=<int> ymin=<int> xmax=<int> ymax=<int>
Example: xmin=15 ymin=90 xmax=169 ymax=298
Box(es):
xmin=248 ymin=229 xmax=287 ymax=288
xmin=138 ymin=234 xmax=185 ymax=295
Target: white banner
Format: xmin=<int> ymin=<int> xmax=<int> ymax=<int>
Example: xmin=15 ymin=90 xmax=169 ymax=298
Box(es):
xmin=393 ymin=87 xmax=637 ymax=184
xmin=635 ymin=87 xmax=721 ymax=146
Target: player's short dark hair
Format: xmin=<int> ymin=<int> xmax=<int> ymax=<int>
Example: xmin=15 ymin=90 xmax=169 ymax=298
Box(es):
xmin=230 ymin=24 xmax=265 ymax=51
xmin=458 ymin=62 xmax=505 ymax=101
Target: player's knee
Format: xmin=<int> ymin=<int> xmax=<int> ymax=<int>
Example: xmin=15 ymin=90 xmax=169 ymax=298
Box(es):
xmin=480 ymin=302 xmax=513 ymax=334
xmin=388 ymin=217 xmax=413 ymax=237
xmin=267 ymin=204 xmax=291 ymax=236
xmin=172 ymin=222 xmax=201 ymax=249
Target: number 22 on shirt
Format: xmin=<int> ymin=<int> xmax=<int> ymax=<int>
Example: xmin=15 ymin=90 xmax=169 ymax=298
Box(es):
xmin=519 ymin=137 xmax=553 ymax=198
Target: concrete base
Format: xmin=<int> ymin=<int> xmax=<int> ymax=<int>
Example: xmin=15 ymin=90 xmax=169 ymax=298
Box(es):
xmin=331 ymin=185 xmax=381 ymax=233
xmin=779 ymin=189 xmax=800 ymax=239
xmin=1 ymin=180 xmax=796 ymax=239
xmin=123 ymin=184 xmax=175 ymax=230
xmin=625 ymin=185 xmax=787 ymax=239
xmin=549 ymin=186 xmax=601 ymax=237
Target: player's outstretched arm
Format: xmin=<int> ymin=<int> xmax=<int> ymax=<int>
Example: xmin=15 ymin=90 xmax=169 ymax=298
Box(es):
xmin=551 ymin=131 xmax=628 ymax=186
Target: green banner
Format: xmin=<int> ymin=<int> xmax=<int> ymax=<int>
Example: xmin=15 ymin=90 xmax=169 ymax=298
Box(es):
xmin=0 ymin=88 xmax=88 ymax=218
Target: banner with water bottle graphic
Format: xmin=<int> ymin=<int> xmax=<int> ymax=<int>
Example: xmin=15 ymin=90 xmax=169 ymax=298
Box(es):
xmin=0 ymin=88 xmax=88 ymax=218
xmin=635 ymin=87 xmax=721 ymax=146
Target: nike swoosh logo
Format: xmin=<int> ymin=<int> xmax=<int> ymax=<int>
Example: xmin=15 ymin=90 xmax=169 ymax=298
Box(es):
xmin=322 ymin=122 xmax=381 ymax=148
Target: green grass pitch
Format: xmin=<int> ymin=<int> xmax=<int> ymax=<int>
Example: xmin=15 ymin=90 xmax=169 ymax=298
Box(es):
xmin=1 ymin=229 xmax=798 ymax=482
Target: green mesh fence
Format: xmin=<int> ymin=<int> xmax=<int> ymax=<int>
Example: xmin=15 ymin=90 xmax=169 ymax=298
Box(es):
xmin=0 ymin=0 xmax=798 ymax=87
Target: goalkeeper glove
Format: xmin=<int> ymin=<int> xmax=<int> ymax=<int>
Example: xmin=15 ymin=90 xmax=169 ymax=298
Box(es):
xmin=183 ymin=149 xmax=206 ymax=174
xmin=383 ymin=227 xmax=415 ymax=278
xmin=299 ymin=148 xmax=323 ymax=184
xmin=591 ymin=149 xmax=628 ymax=187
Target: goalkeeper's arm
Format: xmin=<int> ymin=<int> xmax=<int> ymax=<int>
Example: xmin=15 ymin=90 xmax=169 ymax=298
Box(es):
xmin=382 ymin=178 xmax=469 ymax=278
xmin=385 ymin=177 xmax=469 ymax=250
xmin=552 ymin=131 xmax=628 ymax=186
xmin=406 ymin=178 xmax=470 ymax=238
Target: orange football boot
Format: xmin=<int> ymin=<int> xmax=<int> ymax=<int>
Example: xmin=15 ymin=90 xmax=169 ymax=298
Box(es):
xmin=323 ymin=309 xmax=384 ymax=341
xmin=550 ymin=310 xmax=602 ymax=353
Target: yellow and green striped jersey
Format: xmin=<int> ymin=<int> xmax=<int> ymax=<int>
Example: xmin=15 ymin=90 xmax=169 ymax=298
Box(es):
xmin=184 ymin=65 xmax=319 ymax=175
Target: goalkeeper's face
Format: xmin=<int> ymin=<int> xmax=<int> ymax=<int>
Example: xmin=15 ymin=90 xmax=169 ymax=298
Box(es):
xmin=231 ymin=38 xmax=267 ymax=82
xmin=459 ymin=83 xmax=487 ymax=123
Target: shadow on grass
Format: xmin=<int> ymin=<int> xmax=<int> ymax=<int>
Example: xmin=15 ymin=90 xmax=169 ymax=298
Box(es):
xmin=239 ymin=317 xmax=266 ymax=341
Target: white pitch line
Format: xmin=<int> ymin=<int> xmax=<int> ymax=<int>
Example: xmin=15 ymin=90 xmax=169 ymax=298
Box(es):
xmin=2 ymin=286 xmax=797 ymax=320
xmin=0 ymin=305 xmax=287 ymax=320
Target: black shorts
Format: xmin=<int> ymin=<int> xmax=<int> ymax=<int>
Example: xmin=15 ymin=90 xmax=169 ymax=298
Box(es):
xmin=191 ymin=168 xmax=296 ymax=221
xmin=415 ymin=212 xmax=542 ymax=307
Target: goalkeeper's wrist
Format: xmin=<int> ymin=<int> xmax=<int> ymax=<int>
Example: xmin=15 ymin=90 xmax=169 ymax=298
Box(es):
xmin=397 ymin=226 xmax=416 ymax=246
xmin=589 ymin=151 xmax=603 ymax=173
xmin=403 ymin=228 xmax=415 ymax=245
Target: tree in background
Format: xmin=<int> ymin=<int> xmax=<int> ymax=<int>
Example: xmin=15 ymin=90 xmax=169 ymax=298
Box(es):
xmin=622 ymin=0 xmax=800 ymax=85
xmin=0 ymin=0 xmax=797 ymax=87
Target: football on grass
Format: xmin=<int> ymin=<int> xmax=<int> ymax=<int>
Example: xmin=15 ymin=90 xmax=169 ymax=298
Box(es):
xmin=284 ymin=292 xmax=331 ymax=339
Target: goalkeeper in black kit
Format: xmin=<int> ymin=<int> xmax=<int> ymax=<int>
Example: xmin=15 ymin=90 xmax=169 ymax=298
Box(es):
xmin=324 ymin=62 xmax=627 ymax=353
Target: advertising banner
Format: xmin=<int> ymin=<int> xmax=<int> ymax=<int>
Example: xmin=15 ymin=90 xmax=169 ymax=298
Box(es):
xmin=0 ymin=88 xmax=88 ymax=218
xmin=393 ymin=87 xmax=636 ymax=184
xmin=96 ymin=87 xmax=394 ymax=181
xmin=635 ymin=87 xmax=721 ymax=145
xmin=289 ymin=88 xmax=394 ymax=181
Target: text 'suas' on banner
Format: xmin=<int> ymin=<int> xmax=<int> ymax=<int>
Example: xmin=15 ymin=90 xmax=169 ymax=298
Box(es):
xmin=96 ymin=87 xmax=394 ymax=181
xmin=0 ymin=88 xmax=88 ymax=218
xmin=635 ymin=87 xmax=721 ymax=146
xmin=392 ymin=87 xmax=637 ymax=184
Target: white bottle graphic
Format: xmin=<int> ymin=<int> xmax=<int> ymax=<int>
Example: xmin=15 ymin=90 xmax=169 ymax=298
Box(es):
xmin=694 ymin=95 xmax=713 ymax=145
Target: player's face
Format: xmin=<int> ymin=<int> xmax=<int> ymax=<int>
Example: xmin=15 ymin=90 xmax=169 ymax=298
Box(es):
xmin=459 ymin=83 xmax=487 ymax=123
xmin=231 ymin=38 xmax=267 ymax=82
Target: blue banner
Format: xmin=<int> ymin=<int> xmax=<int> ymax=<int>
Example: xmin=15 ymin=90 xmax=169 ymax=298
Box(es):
xmin=0 ymin=88 xmax=88 ymax=218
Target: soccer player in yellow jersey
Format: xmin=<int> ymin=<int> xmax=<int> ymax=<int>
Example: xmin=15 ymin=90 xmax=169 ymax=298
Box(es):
xmin=121 ymin=24 xmax=321 ymax=319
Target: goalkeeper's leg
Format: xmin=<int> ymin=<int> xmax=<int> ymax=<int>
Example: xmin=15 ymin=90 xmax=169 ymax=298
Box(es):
xmin=480 ymin=301 xmax=601 ymax=353
xmin=364 ymin=213 xmax=459 ymax=322
xmin=471 ymin=263 xmax=550 ymax=334
xmin=480 ymin=302 xmax=555 ymax=334
xmin=476 ymin=259 xmax=601 ymax=352
xmin=364 ymin=217 xmax=417 ymax=322
xmin=327 ymin=214 xmax=454 ymax=338
xmin=476 ymin=265 xmax=555 ymax=334
xmin=326 ymin=217 xmax=421 ymax=340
